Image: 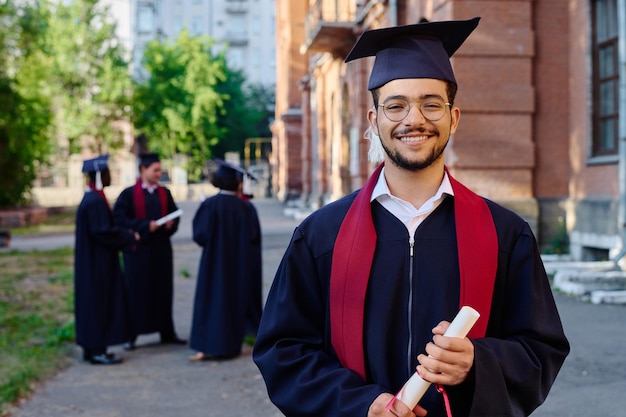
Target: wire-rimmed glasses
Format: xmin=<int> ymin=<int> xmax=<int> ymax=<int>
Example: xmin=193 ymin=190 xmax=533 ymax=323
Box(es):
xmin=378 ymin=97 xmax=451 ymax=122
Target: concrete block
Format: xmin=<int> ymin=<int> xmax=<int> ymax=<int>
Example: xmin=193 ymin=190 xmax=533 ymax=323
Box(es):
xmin=590 ymin=290 xmax=626 ymax=305
xmin=553 ymin=269 xmax=626 ymax=296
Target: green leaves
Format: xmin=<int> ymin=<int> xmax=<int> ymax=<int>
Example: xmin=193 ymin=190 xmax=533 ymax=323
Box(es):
xmin=132 ymin=31 xmax=275 ymax=182
xmin=132 ymin=30 xmax=228 ymax=181
xmin=0 ymin=0 xmax=132 ymax=207
xmin=46 ymin=0 xmax=132 ymax=154
xmin=0 ymin=1 xmax=52 ymax=207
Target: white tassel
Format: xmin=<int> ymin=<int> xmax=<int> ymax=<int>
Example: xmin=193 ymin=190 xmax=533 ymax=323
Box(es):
xmin=365 ymin=126 xmax=385 ymax=163
xmin=95 ymin=170 xmax=103 ymax=190
xmin=242 ymin=175 xmax=252 ymax=196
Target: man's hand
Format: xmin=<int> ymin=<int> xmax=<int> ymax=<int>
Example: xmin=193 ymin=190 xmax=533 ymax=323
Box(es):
xmin=416 ymin=321 xmax=474 ymax=386
xmin=149 ymin=220 xmax=159 ymax=232
xmin=368 ymin=393 xmax=427 ymax=417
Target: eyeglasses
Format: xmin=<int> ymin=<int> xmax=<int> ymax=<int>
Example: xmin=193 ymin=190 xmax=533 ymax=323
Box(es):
xmin=377 ymin=97 xmax=451 ymax=122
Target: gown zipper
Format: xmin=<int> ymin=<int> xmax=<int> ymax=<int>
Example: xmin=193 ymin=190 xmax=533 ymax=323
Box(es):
xmin=407 ymin=236 xmax=415 ymax=376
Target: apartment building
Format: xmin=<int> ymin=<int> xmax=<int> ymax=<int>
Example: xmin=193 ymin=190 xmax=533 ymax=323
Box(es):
xmin=104 ymin=0 xmax=276 ymax=86
xmin=273 ymin=0 xmax=626 ymax=262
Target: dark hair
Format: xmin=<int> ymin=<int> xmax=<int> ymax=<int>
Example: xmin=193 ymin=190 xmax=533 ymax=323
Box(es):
xmin=87 ymin=168 xmax=109 ymax=182
xmin=211 ymin=172 xmax=241 ymax=192
xmin=371 ymin=80 xmax=457 ymax=107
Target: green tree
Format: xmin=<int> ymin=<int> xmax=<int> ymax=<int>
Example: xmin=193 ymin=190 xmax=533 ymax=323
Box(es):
xmin=0 ymin=0 xmax=53 ymax=207
xmin=133 ymin=30 xmax=228 ymax=181
xmin=0 ymin=0 xmax=133 ymax=207
xmin=212 ymin=69 xmax=275 ymax=161
xmin=132 ymin=32 xmax=277 ymax=181
xmin=244 ymin=82 xmax=275 ymax=139
xmin=46 ymin=0 xmax=132 ymax=155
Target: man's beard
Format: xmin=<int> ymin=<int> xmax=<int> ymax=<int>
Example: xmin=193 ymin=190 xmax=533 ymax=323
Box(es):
xmin=380 ymin=132 xmax=449 ymax=171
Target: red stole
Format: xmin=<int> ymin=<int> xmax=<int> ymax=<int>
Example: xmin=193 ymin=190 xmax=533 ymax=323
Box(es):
xmin=133 ymin=179 xmax=168 ymax=219
xmin=329 ymin=164 xmax=498 ymax=380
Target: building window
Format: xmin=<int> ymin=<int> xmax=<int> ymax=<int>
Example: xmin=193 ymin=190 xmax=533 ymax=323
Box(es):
xmin=191 ymin=17 xmax=203 ymax=34
xmin=137 ymin=4 xmax=154 ymax=34
xmin=251 ymin=17 xmax=260 ymax=34
xmin=228 ymin=47 xmax=244 ymax=69
xmin=231 ymin=15 xmax=246 ymax=36
xmin=591 ymin=0 xmax=619 ymax=157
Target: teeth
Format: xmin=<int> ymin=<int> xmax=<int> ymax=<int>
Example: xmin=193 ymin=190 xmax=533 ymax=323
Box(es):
xmin=400 ymin=136 xmax=428 ymax=143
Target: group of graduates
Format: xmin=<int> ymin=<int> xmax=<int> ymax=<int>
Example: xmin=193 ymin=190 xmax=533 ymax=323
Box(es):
xmin=74 ymin=153 xmax=262 ymax=365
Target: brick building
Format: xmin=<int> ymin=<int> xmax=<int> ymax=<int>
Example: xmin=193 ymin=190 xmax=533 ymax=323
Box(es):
xmin=272 ymin=0 xmax=626 ymax=262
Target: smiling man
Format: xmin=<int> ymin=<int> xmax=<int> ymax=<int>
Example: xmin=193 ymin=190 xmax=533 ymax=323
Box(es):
xmin=253 ymin=18 xmax=569 ymax=417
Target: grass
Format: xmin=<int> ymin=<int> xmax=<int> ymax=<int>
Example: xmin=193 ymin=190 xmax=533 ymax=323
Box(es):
xmin=0 ymin=247 xmax=75 ymax=417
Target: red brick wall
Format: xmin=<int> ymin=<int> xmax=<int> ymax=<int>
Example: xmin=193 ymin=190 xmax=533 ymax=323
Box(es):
xmin=533 ymin=0 xmax=570 ymax=198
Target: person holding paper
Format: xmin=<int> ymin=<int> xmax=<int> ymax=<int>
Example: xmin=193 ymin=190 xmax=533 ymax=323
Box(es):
xmin=113 ymin=152 xmax=186 ymax=349
xmin=74 ymin=155 xmax=138 ymax=364
xmin=253 ymin=17 xmax=569 ymax=417
xmin=188 ymin=159 xmax=262 ymax=361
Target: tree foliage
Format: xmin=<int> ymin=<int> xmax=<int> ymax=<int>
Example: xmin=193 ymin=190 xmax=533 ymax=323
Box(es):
xmin=212 ymin=68 xmax=275 ymax=160
xmin=0 ymin=0 xmax=53 ymax=207
xmin=132 ymin=31 xmax=276 ymax=182
xmin=0 ymin=0 xmax=132 ymax=207
xmin=46 ymin=0 xmax=132 ymax=155
xmin=133 ymin=30 xmax=228 ymax=181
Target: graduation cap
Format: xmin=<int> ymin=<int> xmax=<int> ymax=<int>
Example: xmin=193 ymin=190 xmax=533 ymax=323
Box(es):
xmin=211 ymin=158 xmax=258 ymax=192
xmin=82 ymin=154 xmax=109 ymax=173
xmin=139 ymin=152 xmax=161 ymax=166
xmin=82 ymin=154 xmax=109 ymax=190
xmin=214 ymin=158 xmax=259 ymax=180
xmin=345 ymin=17 xmax=480 ymax=90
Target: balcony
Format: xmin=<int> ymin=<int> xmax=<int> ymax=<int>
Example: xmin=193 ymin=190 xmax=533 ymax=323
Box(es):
xmin=225 ymin=0 xmax=247 ymax=14
xmin=301 ymin=0 xmax=355 ymax=57
xmin=225 ymin=31 xmax=249 ymax=46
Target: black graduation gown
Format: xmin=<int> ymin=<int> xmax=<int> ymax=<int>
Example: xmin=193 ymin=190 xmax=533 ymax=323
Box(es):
xmin=189 ymin=193 xmax=262 ymax=357
xmin=112 ymin=185 xmax=179 ymax=337
xmin=253 ymin=194 xmax=570 ymax=417
xmin=74 ymin=191 xmax=135 ymax=350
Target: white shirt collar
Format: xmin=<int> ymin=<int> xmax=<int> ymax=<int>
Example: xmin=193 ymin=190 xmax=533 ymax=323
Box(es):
xmin=142 ymin=182 xmax=158 ymax=193
xmin=370 ymin=166 xmax=454 ymax=236
xmin=219 ymin=190 xmax=238 ymax=196
xmin=370 ymin=167 xmax=454 ymax=207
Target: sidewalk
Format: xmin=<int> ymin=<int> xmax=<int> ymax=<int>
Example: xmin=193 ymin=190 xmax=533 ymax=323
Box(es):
xmin=7 ymin=198 xmax=299 ymax=417
xmin=5 ymin=197 xmax=626 ymax=417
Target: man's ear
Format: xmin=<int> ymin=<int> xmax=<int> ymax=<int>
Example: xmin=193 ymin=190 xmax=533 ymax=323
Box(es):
xmin=450 ymin=106 xmax=461 ymax=135
xmin=367 ymin=107 xmax=379 ymax=134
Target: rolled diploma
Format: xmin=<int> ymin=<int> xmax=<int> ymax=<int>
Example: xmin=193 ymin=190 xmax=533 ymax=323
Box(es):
xmin=155 ymin=209 xmax=183 ymax=226
xmin=394 ymin=306 xmax=480 ymax=410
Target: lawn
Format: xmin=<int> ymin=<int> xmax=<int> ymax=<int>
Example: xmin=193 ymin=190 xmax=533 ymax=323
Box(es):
xmin=0 ymin=246 xmax=75 ymax=417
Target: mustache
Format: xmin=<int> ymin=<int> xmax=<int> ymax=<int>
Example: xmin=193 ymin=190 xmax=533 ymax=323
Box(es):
xmin=393 ymin=127 xmax=438 ymax=137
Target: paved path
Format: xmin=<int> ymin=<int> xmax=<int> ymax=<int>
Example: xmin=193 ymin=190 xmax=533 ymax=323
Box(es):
xmin=5 ymin=198 xmax=626 ymax=417
xmin=6 ymin=198 xmax=297 ymax=417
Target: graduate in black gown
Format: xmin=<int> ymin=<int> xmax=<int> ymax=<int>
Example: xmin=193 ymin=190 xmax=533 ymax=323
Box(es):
xmin=253 ymin=18 xmax=570 ymax=417
xmin=112 ymin=153 xmax=186 ymax=349
xmin=188 ymin=159 xmax=262 ymax=361
xmin=74 ymin=155 xmax=139 ymax=365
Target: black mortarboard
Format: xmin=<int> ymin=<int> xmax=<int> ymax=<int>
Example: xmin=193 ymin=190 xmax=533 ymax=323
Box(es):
xmin=82 ymin=154 xmax=109 ymax=173
xmin=211 ymin=158 xmax=261 ymax=191
xmin=211 ymin=158 xmax=247 ymax=191
xmin=345 ymin=17 xmax=480 ymax=90
xmin=139 ymin=152 xmax=161 ymax=166
xmin=216 ymin=158 xmax=246 ymax=180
